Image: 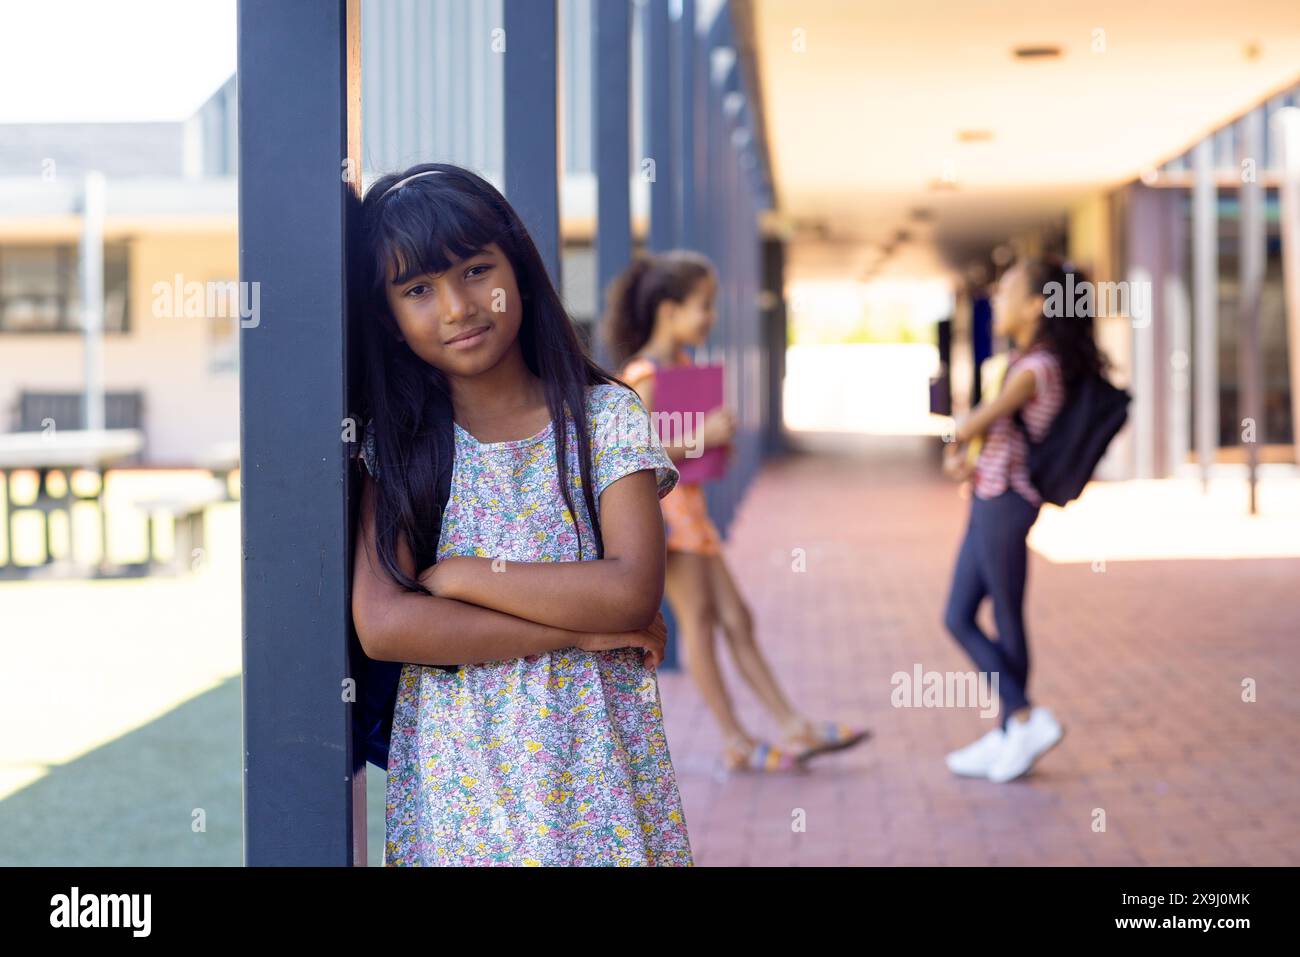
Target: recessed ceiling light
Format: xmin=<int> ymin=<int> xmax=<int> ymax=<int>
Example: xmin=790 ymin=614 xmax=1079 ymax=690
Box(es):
xmin=1013 ymin=45 xmax=1062 ymax=60
xmin=957 ymin=129 xmax=994 ymax=143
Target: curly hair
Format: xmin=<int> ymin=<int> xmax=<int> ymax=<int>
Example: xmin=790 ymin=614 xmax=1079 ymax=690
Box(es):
xmin=1018 ymin=254 xmax=1111 ymax=387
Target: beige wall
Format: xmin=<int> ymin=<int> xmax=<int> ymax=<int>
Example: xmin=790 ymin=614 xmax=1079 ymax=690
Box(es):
xmin=0 ymin=228 xmax=239 ymax=465
xmin=1068 ymin=194 xmax=1111 ymax=281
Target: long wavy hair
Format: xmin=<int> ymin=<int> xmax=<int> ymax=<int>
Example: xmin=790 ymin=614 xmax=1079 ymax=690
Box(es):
xmin=1019 ymin=254 xmax=1110 ymax=387
xmin=600 ymin=249 xmax=715 ymax=369
xmin=353 ymin=162 xmax=624 ymax=594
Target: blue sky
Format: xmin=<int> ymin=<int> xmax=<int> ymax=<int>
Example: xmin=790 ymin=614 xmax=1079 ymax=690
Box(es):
xmin=0 ymin=0 xmax=236 ymax=123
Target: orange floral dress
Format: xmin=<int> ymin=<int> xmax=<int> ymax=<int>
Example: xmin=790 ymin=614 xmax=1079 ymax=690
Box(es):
xmin=619 ymin=349 xmax=724 ymax=557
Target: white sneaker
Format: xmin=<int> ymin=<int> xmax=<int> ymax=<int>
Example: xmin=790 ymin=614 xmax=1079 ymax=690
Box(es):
xmin=986 ymin=707 xmax=1064 ymax=783
xmin=945 ymin=727 xmax=1007 ymax=777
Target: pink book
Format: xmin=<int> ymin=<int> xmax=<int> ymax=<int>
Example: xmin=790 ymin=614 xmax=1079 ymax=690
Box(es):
xmin=652 ymin=363 xmax=729 ymax=484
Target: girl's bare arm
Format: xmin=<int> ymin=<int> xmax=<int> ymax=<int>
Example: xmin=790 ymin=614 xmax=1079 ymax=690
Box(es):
xmin=955 ymin=367 xmax=1037 ymax=444
xmin=422 ymin=468 xmax=668 ymax=634
xmin=352 ymin=473 xmax=597 ymax=665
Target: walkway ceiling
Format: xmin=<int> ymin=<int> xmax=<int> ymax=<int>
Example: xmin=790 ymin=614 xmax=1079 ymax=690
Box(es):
xmin=750 ymin=0 xmax=1300 ymax=282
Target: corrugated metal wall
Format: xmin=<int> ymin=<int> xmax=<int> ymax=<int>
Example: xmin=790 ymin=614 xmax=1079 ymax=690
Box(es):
xmin=358 ymin=0 xmax=635 ymax=185
xmin=360 ymin=0 xmax=506 ymax=183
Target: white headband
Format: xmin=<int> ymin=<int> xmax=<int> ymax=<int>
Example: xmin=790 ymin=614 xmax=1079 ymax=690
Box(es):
xmin=382 ymin=169 xmax=445 ymax=198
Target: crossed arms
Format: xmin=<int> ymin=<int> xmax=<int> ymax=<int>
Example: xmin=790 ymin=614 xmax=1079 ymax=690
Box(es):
xmin=350 ymin=468 xmax=666 ymax=667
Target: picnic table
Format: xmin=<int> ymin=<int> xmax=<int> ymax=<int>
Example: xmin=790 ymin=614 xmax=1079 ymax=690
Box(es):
xmin=0 ymin=429 xmax=142 ymax=577
xmin=0 ymin=429 xmax=235 ymax=578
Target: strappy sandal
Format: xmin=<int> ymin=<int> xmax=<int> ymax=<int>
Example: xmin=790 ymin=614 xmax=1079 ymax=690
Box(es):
xmin=721 ymin=738 xmax=804 ymax=773
xmin=784 ymin=720 xmax=871 ymax=762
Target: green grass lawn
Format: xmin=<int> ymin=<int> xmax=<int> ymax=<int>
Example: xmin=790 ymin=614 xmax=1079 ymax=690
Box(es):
xmin=0 ymin=500 xmax=387 ymax=866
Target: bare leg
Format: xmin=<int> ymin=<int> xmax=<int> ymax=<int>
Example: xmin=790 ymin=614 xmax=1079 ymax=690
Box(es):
xmin=704 ymin=553 xmax=812 ymax=741
xmin=664 ymin=550 xmax=749 ymax=748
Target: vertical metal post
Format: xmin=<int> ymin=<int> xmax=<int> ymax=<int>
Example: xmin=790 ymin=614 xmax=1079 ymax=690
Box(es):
xmin=1126 ymin=184 xmax=1179 ymax=481
xmin=674 ymin=0 xmax=697 ymax=249
xmin=1192 ymin=137 xmax=1219 ymax=490
xmin=238 ymin=0 xmax=362 ymax=865
xmin=1276 ymin=107 xmax=1300 ymax=466
xmin=80 ymin=171 xmax=106 ymax=434
xmin=1166 ymin=271 xmax=1192 ymax=475
xmin=593 ymin=0 xmax=632 ymax=370
xmin=762 ymin=237 xmax=788 ymax=457
xmin=1238 ymin=108 xmax=1265 ymax=513
xmin=643 ymin=0 xmax=673 ymax=252
xmin=80 ymin=171 xmax=109 ymax=572
xmin=503 ymin=0 xmax=561 ymax=286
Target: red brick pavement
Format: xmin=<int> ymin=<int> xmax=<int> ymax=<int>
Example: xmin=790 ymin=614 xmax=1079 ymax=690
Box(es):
xmin=655 ymin=433 xmax=1300 ymax=866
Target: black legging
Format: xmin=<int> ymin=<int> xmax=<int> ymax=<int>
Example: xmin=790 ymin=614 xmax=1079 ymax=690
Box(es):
xmin=943 ymin=489 xmax=1041 ymax=728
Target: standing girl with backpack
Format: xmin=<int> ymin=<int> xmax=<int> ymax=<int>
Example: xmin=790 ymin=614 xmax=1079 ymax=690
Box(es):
xmin=350 ymin=163 xmax=692 ymax=865
xmin=602 ymin=249 xmax=870 ymax=774
xmin=941 ymin=254 xmax=1110 ymax=783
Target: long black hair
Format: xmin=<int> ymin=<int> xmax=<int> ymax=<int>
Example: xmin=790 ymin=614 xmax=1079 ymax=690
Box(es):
xmin=600 ymin=249 xmax=715 ymax=369
xmin=353 ymin=162 xmax=623 ymax=594
xmin=1020 ymin=254 xmax=1110 ymax=387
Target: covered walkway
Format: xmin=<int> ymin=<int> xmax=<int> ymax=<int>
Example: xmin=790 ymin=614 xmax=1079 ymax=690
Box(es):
xmin=658 ymin=434 xmax=1300 ymax=866
xmin=2 ymin=436 xmax=1296 ymax=867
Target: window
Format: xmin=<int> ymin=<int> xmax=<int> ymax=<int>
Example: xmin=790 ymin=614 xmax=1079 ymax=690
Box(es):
xmin=208 ymin=281 xmax=239 ymax=375
xmin=0 ymin=242 xmax=130 ymax=333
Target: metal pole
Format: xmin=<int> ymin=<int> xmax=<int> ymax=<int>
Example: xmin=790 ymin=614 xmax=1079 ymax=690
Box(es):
xmin=1123 ymin=187 xmax=1166 ymax=481
xmin=592 ymin=0 xmax=632 ymax=371
xmin=1166 ymin=272 xmax=1191 ymax=475
xmin=80 ymin=171 xmax=106 ymax=434
xmin=1238 ymin=108 xmax=1264 ymax=514
xmin=79 ymin=171 xmax=108 ymax=572
xmin=674 ymin=0 xmax=697 ymax=249
xmin=238 ymin=0 xmax=362 ymax=865
xmin=1274 ymin=107 xmax=1300 ymax=468
xmin=643 ymin=0 xmax=673 ymax=252
xmin=503 ymin=0 xmax=561 ymax=286
xmin=1192 ymin=137 xmax=1219 ymax=491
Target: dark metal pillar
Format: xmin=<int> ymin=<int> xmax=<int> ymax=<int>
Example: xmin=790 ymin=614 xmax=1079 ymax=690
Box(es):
xmin=592 ymin=0 xmax=632 ymax=371
xmin=674 ymin=0 xmax=697 ymax=250
xmin=503 ymin=0 xmax=561 ymax=286
xmin=643 ymin=0 xmax=673 ymax=253
xmin=238 ymin=0 xmax=363 ymax=865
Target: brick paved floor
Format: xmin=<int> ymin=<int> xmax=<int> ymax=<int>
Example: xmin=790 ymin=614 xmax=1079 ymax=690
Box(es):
xmin=655 ymin=433 xmax=1300 ymax=866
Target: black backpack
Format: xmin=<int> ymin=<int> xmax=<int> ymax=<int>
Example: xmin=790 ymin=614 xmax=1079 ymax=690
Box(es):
xmin=352 ymin=411 xmax=457 ymax=771
xmin=1015 ymin=371 xmax=1131 ymax=507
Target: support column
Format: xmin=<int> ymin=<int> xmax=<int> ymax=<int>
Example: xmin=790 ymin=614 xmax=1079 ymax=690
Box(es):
xmin=1238 ymin=108 xmax=1265 ymax=513
xmin=1276 ymin=107 xmax=1300 ymax=466
xmin=503 ymin=0 xmax=561 ymax=285
xmin=238 ymin=0 xmax=363 ymax=865
xmin=643 ymin=0 xmax=673 ymax=253
xmin=80 ymin=171 xmax=106 ymax=435
xmin=674 ymin=0 xmax=697 ymax=250
xmin=1192 ymin=137 xmax=1219 ymax=489
xmin=592 ymin=0 xmax=632 ymax=370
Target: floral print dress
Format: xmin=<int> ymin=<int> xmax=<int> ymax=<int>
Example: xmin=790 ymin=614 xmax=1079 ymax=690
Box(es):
xmin=361 ymin=383 xmax=694 ymax=866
